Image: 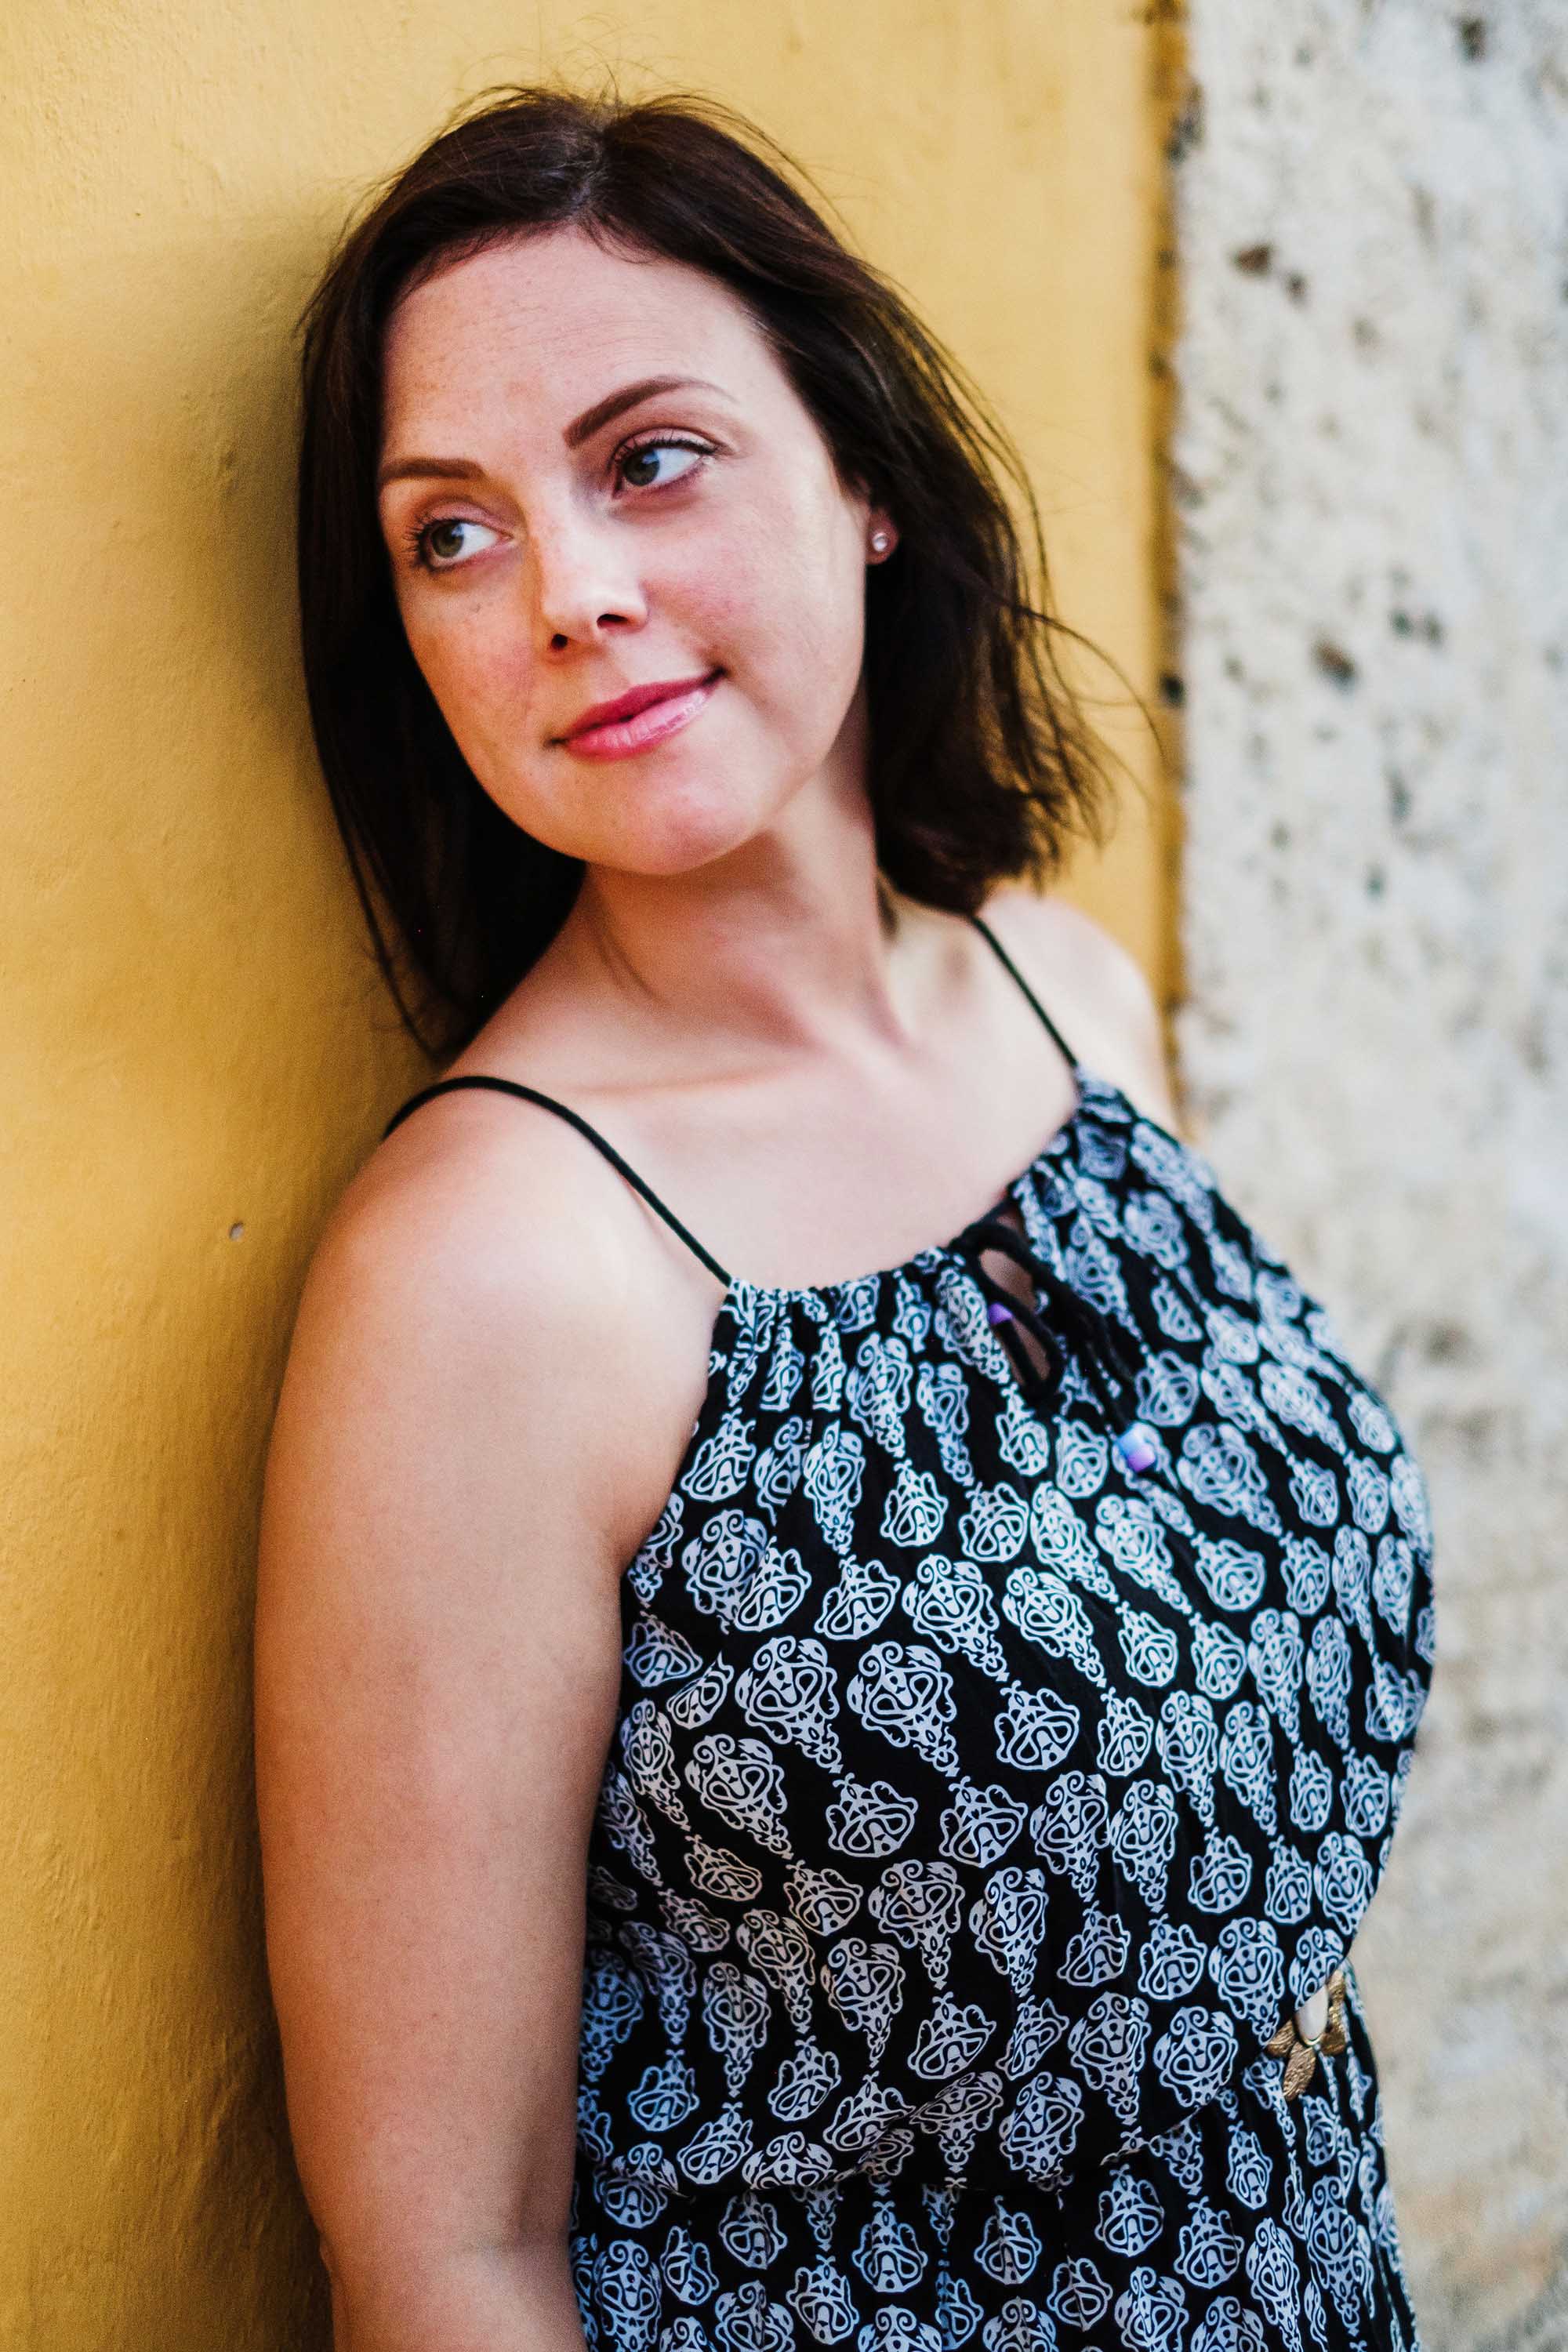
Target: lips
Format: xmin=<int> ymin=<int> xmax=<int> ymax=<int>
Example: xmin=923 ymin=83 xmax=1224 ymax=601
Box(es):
xmin=561 ymin=670 xmax=720 ymax=740
xmin=557 ymin=668 xmax=723 ymax=761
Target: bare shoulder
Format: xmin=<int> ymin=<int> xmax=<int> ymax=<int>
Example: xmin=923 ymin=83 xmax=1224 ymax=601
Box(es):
xmin=323 ymin=1087 xmax=633 ymax=1312
xmin=292 ymin=1097 xmax=627 ymax=1439
xmin=978 ymin=886 xmax=1181 ymax=1133
xmin=265 ymin=1090 xmax=691 ymax=1610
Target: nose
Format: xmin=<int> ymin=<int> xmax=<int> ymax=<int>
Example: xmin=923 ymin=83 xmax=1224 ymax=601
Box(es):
xmin=529 ymin=506 xmax=646 ymax=652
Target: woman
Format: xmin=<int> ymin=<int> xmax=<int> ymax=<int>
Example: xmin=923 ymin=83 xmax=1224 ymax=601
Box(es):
xmin=257 ymin=86 xmax=1436 ymax=2352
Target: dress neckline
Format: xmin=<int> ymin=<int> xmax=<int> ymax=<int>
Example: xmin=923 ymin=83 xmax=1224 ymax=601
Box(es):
xmin=619 ymin=1058 xmax=1127 ymax=1607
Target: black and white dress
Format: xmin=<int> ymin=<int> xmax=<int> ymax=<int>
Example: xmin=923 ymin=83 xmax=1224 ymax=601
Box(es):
xmin=385 ymin=913 xmax=1438 ymax=2352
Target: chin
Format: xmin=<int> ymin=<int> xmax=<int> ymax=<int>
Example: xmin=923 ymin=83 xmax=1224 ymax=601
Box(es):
xmin=598 ymin=763 xmax=800 ymax=876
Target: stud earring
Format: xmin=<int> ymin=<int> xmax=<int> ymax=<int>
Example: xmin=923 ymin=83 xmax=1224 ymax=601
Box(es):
xmin=869 ymin=528 xmax=891 ymax=556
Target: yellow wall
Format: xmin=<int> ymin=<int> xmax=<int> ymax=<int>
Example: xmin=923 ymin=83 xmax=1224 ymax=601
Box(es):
xmin=0 ymin=4 xmax=1172 ymax=2341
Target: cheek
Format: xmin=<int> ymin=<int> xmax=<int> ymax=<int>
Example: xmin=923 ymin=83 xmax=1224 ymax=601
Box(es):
xmin=695 ymin=513 xmax=867 ymax=717
xmin=401 ymin=593 xmax=535 ymax=747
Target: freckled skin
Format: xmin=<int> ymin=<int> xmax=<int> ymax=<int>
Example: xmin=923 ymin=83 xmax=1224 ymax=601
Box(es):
xmin=378 ymin=227 xmax=890 ymax=880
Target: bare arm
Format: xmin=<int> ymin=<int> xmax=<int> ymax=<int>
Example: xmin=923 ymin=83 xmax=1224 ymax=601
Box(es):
xmin=255 ymin=1135 xmax=670 ymax=2351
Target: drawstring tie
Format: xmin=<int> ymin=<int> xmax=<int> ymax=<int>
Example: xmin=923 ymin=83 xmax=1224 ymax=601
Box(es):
xmin=953 ymin=1214 xmax=1158 ymax=1474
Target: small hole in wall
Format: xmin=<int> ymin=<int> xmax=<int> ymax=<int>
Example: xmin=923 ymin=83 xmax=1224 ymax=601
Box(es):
xmin=229 ymin=1223 xmax=245 ymax=1241
xmin=1313 ymin=639 xmax=1359 ymax=689
xmin=1421 ymin=1318 xmax=1475 ymax=1365
xmin=1457 ymin=17 xmax=1488 ymax=60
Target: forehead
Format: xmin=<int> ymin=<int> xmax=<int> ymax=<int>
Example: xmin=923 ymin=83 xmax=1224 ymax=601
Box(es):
xmin=379 ymin=226 xmax=780 ymax=441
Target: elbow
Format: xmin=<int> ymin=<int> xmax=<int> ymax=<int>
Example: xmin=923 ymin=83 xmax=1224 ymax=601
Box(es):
xmin=313 ymin=2225 xmax=579 ymax=2348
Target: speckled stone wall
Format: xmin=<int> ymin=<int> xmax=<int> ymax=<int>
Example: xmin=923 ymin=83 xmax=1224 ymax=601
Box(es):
xmin=1167 ymin=5 xmax=1568 ymax=2344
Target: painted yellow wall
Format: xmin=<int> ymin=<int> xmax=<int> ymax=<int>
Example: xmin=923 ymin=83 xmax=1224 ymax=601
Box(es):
xmin=1 ymin=3 xmax=1172 ymax=2341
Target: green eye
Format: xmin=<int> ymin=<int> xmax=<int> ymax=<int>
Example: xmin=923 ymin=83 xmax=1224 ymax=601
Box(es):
xmin=616 ymin=440 xmax=707 ymax=493
xmin=621 ymin=448 xmax=663 ymax=488
xmin=415 ymin=517 xmax=501 ymax=570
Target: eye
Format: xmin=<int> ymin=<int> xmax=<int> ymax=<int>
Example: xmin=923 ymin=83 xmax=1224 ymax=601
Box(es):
xmin=613 ymin=436 xmax=711 ymax=495
xmin=412 ymin=516 xmax=503 ymax=572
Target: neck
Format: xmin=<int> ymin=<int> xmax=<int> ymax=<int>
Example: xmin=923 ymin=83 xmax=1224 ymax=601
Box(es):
xmin=553 ymin=781 xmax=930 ymax=1069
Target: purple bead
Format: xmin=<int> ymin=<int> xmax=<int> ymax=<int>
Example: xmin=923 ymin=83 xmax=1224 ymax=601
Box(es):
xmin=986 ymin=1299 xmax=1014 ymax=1326
xmin=1116 ymin=1424 xmax=1158 ymax=1474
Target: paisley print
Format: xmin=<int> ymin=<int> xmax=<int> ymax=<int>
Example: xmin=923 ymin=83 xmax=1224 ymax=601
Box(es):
xmin=383 ymin=917 xmax=1437 ymax=2351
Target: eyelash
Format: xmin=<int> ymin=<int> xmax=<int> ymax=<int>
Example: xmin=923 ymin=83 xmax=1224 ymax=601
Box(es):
xmin=613 ymin=429 xmax=715 ymax=492
xmin=404 ymin=430 xmax=717 ymax=572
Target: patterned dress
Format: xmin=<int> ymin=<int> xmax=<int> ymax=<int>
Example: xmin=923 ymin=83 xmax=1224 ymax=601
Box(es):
xmin=386 ymin=914 xmax=1438 ymax=2352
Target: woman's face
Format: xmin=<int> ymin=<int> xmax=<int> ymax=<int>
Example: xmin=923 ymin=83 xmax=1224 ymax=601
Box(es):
xmin=376 ymin=227 xmax=895 ymax=876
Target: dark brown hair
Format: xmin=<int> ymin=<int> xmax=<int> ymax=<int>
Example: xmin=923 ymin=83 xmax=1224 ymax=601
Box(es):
xmin=297 ymin=82 xmax=1132 ymax=1057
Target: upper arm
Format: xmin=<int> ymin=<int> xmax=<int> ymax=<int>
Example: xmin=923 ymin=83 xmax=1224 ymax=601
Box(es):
xmin=985 ymin=887 xmax=1182 ymax=1134
xmin=254 ymin=1149 xmax=641 ymax=2288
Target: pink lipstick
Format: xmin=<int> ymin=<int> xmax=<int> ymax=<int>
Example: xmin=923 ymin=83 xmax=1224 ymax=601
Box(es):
xmin=559 ymin=669 xmax=721 ymax=760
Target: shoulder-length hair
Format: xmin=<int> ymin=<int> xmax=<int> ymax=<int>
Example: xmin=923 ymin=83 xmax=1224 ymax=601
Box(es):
xmin=297 ymin=82 xmax=1131 ymax=1057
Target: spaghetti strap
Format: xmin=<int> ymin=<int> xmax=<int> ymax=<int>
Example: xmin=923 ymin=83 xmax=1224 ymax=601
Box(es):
xmin=967 ymin=910 xmax=1079 ymax=1069
xmin=379 ymin=1076 xmax=732 ymax=1287
xmin=380 ymin=916 xmax=1068 ymax=1292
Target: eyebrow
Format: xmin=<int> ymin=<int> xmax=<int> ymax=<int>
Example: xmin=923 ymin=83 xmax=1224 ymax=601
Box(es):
xmin=376 ymin=375 xmax=732 ymax=492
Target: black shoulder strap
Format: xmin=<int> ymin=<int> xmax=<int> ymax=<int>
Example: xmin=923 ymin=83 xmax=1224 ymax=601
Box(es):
xmin=967 ymin=911 xmax=1079 ymax=1069
xmin=380 ymin=1076 xmax=732 ymax=1286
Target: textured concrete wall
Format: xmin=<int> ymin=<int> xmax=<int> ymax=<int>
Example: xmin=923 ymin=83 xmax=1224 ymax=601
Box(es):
xmin=1167 ymin=4 xmax=1568 ymax=2346
xmin=0 ymin=2 xmax=1170 ymax=2342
